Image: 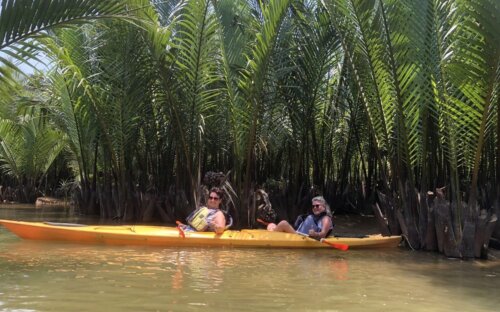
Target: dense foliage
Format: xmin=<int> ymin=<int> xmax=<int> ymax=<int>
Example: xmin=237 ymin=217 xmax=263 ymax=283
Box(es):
xmin=0 ymin=0 xmax=498 ymax=257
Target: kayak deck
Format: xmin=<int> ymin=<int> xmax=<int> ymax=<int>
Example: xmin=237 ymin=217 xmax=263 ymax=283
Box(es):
xmin=0 ymin=219 xmax=401 ymax=249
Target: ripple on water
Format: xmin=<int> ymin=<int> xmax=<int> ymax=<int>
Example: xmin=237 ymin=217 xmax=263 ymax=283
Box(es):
xmin=1 ymin=230 xmax=500 ymax=311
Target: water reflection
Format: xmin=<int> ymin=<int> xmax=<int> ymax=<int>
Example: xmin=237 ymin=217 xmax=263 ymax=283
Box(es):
xmin=1 ymin=206 xmax=500 ymax=311
xmin=0 ymin=203 xmax=88 ymax=224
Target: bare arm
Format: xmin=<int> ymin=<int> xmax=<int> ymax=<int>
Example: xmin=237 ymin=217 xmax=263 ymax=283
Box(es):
xmin=308 ymin=216 xmax=332 ymax=239
xmin=212 ymin=210 xmax=226 ymax=234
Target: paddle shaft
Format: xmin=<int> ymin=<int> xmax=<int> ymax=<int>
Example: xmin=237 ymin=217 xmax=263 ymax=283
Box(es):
xmin=256 ymin=218 xmax=270 ymax=226
xmin=256 ymin=218 xmax=348 ymax=251
xmin=297 ymin=232 xmax=349 ymax=251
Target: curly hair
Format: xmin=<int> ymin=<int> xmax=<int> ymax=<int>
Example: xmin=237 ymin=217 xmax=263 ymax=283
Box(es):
xmin=209 ymin=187 xmax=224 ymax=200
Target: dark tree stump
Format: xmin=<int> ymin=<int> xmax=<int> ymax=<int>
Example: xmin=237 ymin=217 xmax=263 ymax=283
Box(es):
xmin=372 ymin=203 xmax=391 ymax=236
xmin=377 ymin=191 xmax=400 ymax=234
xmin=139 ymin=193 xmax=156 ymax=222
xmin=461 ymin=219 xmax=476 ymax=258
xmin=401 ymin=182 xmax=421 ymax=249
xmin=158 ymin=198 xmax=175 ymax=224
xmin=423 ymin=191 xmax=437 ymax=251
xmin=434 ymin=192 xmax=461 ymax=258
xmin=474 ymin=210 xmax=498 ymax=258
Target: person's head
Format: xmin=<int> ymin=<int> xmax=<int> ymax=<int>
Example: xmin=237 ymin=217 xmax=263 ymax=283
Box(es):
xmin=311 ymin=196 xmax=331 ymax=216
xmin=207 ymin=187 xmax=224 ymax=209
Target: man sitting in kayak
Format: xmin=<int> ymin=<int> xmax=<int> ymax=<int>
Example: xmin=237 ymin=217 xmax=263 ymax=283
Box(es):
xmin=184 ymin=187 xmax=227 ymax=234
xmin=267 ymin=196 xmax=333 ymax=239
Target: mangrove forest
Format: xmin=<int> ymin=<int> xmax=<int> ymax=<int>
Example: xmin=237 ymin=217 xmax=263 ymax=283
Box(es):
xmin=0 ymin=0 xmax=499 ymax=258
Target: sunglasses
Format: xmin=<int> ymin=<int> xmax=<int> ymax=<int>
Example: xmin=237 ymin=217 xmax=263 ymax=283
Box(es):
xmin=312 ymin=204 xmax=322 ymax=208
xmin=209 ymin=196 xmax=220 ymax=201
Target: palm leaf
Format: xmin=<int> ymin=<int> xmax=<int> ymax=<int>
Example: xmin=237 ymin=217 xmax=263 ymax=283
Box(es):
xmin=235 ymin=0 xmax=292 ymax=184
xmin=156 ymin=0 xmax=225 ymax=204
xmin=0 ymin=114 xmax=65 ymax=191
xmin=440 ymin=0 xmax=500 ymax=208
xmin=0 ymin=0 xmax=135 ymax=84
xmin=0 ymin=117 xmax=21 ymax=180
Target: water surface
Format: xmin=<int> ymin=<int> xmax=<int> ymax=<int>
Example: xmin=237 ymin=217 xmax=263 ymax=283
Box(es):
xmin=1 ymin=205 xmax=499 ymax=311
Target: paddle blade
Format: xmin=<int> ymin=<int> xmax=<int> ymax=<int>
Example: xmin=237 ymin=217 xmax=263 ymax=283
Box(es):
xmin=321 ymin=239 xmax=349 ymax=251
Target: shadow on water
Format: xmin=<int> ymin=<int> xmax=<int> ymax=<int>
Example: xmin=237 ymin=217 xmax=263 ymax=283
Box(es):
xmin=1 ymin=205 xmax=499 ymax=311
xmin=0 ymin=203 xmax=98 ymax=224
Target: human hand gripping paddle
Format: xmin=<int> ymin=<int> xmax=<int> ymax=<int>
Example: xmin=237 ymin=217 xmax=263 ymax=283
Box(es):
xmin=175 ymin=221 xmax=186 ymax=238
xmin=256 ymin=218 xmax=348 ymax=251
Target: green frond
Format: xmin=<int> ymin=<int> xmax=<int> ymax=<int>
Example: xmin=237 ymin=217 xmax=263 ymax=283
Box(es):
xmin=0 ymin=114 xmax=65 ymax=184
xmin=0 ymin=117 xmax=21 ymax=179
xmin=439 ymin=0 xmax=500 ymax=204
xmin=0 ymin=0 xmax=136 ymax=84
xmin=327 ymin=0 xmax=391 ymax=155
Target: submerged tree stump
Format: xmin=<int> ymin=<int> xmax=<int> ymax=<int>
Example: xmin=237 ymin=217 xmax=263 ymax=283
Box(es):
xmin=35 ymin=197 xmax=71 ymax=208
xmin=421 ymin=191 xmax=437 ymax=251
xmin=372 ymin=202 xmax=391 ymax=236
xmin=376 ymin=191 xmax=400 ymax=235
xmin=474 ymin=209 xmax=498 ymax=258
xmin=374 ymin=185 xmax=497 ymax=259
xmin=434 ymin=194 xmax=461 ymax=258
xmin=461 ymin=219 xmax=476 ymax=258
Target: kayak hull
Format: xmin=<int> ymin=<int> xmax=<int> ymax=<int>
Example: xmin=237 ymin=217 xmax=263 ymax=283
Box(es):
xmin=0 ymin=219 xmax=401 ymax=249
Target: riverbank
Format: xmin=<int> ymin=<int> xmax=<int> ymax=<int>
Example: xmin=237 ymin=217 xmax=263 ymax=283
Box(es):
xmin=334 ymin=213 xmax=500 ymax=262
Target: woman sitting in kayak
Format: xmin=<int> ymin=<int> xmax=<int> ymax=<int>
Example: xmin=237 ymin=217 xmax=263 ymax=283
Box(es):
xmin=267 ymin=196 xmax=333 ymax=239
xmin=184 ymin=187 xmax=227 ymax=234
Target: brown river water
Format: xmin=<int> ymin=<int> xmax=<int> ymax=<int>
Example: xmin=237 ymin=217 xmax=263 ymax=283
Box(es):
xmin=1 ymin=205 xmax=499 ymax=312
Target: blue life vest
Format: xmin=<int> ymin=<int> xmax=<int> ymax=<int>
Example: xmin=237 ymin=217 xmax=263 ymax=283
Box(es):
xmin=294 ymin=212 xmax=333 ymax=235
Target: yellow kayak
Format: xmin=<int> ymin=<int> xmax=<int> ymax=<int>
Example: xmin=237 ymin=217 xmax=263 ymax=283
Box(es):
xmin=0 ymin=219 xmax=401 ymax=249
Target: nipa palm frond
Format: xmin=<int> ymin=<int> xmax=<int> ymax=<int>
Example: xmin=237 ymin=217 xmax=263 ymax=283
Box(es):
xmin=0 ymin=0 xmax=133 ymax=83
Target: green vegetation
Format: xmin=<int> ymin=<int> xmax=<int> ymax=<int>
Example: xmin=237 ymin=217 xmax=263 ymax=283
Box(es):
xmin=0 ymin=0 xmax=498 ymax=258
